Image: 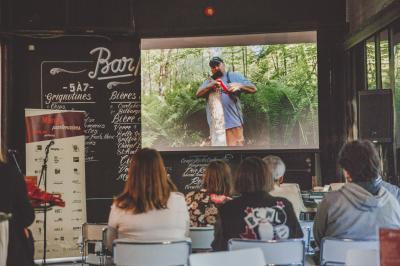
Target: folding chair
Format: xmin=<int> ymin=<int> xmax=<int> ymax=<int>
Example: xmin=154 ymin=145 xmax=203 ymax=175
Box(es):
xmin=189 ymin=226 xmax=214 ymax=251
xmin=320 ymin=237 xmax=379 ymax=265
xmin=81 ymin=222 xmax=108 ymax=265
xmin=189 ymin=248 xmax=265 ymax=266
xmin=345 ymin=248 xmax=379 ymax=266
xmin=0 ymin=213 xmax=11 ymax=266
xmin=228 ymin=238 xmax=305 ymax=265
xmin=113 ymin=238 xmax=191 ymax=266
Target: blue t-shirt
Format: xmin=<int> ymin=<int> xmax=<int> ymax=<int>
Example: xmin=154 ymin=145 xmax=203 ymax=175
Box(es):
xmin=200 ymin=71 xmax=254 ymax=129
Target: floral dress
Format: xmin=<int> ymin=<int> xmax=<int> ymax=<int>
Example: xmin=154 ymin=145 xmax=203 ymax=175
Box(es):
xmin=185 ymin=189 xmax=230 ymax=227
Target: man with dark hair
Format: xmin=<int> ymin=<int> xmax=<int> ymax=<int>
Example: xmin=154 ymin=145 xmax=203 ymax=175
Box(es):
xmin=196 ymin=56 xmax=257 ymax=146
xmin=313 ymin=140 xmax=400 ymax=247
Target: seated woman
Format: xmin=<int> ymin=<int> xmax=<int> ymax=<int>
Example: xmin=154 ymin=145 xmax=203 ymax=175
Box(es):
xmin=107 ymin=148 xmax=189 ymax=250
xmin=212 ymin=157 xmax=303 ymax=251
xmin=185 ymin=160 xmax=232 ymax=227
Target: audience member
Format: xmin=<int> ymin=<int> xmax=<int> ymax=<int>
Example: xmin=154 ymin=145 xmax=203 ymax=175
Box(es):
xmin=263 ymin=155 xmax=307 ymax=219
xmin=185 ymin=160 xmax=232 ymax=227
xmin=212 ymin=157 xmax=303 ymax=251
xmin=107 ymin=148 xmax=189 ymax=250
xmin=313 ymin=140 xmax=400 ymax=247
xmin=0 ymin=161 xmax=35 ymax=266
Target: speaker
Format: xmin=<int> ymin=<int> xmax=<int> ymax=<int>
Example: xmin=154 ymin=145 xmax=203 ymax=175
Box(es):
xmin=358 ymin=89 xmax=393 ymax=143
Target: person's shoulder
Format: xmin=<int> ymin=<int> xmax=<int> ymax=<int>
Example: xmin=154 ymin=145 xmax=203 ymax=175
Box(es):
xmin=170 ymin=191 xmax=187 ymax=202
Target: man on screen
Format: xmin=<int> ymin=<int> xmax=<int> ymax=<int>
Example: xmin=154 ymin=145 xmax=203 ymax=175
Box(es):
xmin=196 ymin=56 xmax=257 ymax=146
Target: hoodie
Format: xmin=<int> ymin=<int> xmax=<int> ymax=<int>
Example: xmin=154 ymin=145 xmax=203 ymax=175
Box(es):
xmin=313 ymin=183 xmax=400 ymax=247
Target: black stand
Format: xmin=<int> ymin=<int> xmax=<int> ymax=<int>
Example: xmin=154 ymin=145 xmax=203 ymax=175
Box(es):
xmin=38 ymin=140 xmax=54 ymax=266
xmin=8 ymin=149 xmax=23 ymax=176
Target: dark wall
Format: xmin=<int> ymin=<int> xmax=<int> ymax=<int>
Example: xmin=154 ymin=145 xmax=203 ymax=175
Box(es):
xmin=3 ymin=0 xmax=347 ymax=221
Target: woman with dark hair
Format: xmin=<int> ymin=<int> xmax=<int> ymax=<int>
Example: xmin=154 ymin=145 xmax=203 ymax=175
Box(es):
xmin=185 ymin=160 xmax=232 ymax=226
xmin=107 ymin=148 xmax=189 ymax=249
xmin=212 ymin=157 xmax=303 ymax=251
xmin=313 ymin=140 xmax=400 ymax=247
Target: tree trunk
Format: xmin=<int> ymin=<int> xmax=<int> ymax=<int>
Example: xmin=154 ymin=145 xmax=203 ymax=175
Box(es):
xmin=208 ymin=91 xmax=226 ymax=146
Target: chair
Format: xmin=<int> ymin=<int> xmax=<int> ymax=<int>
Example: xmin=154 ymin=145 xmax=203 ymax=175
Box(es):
xmin=300 ymin=220 xmax=314 ymax=254
xmin=81 ymin=223 xmax=108 ymax=265
xmin=0 ymin=213 xmax=11 ymax=266
xmin=228 ymin=238 xmax=305 ymax=265
xmin=329 ymin=183 xmax=345 ymax=191
xmin=189 ymin=248 xmax=265 ymax=266
xmin=345 ymin=248 xmax=379 ymax=266
xmin=320 ymin=237 xmax=379 ymax=265
xmin=189 ymin=226 xmax=214 ymax=251
xmin=113 ymin=239 xmax=191 ymax=266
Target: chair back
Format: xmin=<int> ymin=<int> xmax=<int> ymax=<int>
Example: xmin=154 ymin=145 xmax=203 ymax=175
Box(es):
xmin=189 ymin=248 xmax=265 ymax=266
xmin=189 ymin=227 xmax=214 ymax=251
xmin=0 ymin=213 xmax=11 ymax=266
xmin=320 ymin=237 xmax=379 ymax=265
xmin=113 ymin=239 xmax=191 ymax=266
xmin=228 ymin=238 xmax=305 ymax=265
xmin=345 ymin=248 xmax=379 ymax=266
xmin=82 ymin=222 xmax=107 ymax=242
xmin=300 ymin=220 xmax=314 ymax=254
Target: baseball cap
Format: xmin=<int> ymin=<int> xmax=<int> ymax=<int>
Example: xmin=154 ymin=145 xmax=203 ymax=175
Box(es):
xmin=209 ymin=56 xmax=224 ymax=67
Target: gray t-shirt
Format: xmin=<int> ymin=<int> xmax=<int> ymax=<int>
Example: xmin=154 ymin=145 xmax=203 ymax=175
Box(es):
xmin=200 ymin=71 xmax=254 ymax=129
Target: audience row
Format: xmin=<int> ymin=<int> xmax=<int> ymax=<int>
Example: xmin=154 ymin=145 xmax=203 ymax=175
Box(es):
xmin=106 ymin=140 xmax=400 ymax=256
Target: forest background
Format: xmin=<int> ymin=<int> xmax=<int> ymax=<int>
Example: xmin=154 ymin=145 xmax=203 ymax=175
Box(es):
xmin=141 ymin=43 xmax=319 ymax=150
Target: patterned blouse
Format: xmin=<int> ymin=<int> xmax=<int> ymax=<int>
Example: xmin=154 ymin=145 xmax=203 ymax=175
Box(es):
xmin=185 ymin=189 xmax=230 ymax=227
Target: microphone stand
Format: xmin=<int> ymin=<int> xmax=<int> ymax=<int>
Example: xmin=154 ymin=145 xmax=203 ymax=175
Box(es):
xmin=8 ymin=150 xmax=23 ymax=176
xmin=39 ymin=140 xmax=54 ymax=265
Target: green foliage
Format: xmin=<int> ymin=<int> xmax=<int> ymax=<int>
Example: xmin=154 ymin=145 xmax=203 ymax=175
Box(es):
xmin=141 ymin=43 xmax=319 ymax=148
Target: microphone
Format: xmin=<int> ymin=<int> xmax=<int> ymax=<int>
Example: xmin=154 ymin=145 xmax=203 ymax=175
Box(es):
xmin=8 ymin=149 xmax=18 ymax=154
xmin=45 ymin=140 xmax=55 ymax=151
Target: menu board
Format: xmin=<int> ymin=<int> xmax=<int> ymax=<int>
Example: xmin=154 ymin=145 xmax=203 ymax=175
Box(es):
xmin=39 ymin=39 xmax=140 ymax=200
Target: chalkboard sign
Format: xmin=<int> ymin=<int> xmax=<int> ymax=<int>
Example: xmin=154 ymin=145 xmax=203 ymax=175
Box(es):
xmin=163 ymin=152 xmax=241 ymax=193
xmin=163 ymin=150 xmax=315 ymax=194
xmin=14 ymin=36 xmax=140 ymax=221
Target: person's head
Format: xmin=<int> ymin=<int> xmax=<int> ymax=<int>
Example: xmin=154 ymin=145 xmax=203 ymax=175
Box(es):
xmin=263 ymin=155 xmax=286 ymax=185
xmin=114 ymin=148 xmax=176 ymax=213
xmin=202 ymin=160 xmax=232 ymax=195
xmin=338 ymin=140 xmax=380 ymax=183
xmin=209 ymin=56 xmax=226 ymax=76
xmin=235 ymin=156 xmax=274 ymax=193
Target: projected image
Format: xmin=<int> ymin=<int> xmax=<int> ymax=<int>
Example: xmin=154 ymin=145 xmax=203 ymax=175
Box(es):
xmin=141 ymin=35 xmax=318 ymax=150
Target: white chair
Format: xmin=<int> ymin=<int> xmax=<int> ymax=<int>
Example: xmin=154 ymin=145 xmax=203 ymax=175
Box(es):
xmin=345 ymin=248 xmax=379 ymax=266
xmin=228 ymin=238 xmax=305 ymax=265
xmin=0 ymin=213 xmax=11 ymax=266
xmin=300 ymin=220 xmax=314 ymax=254
xmin=320 ymin=237 xmax=379 ymax=265
xmin=81 ymin=223 xmax=108 ymax=265
xmin=189 ymin=226 xmax=214 ymax=251
xmin=189 ymin=248 xmax=265 ymax=266
xmin=329 ymin=183 xmax=345 ymax=191
xmin=113 ymin=239 xmax=191 ymax=266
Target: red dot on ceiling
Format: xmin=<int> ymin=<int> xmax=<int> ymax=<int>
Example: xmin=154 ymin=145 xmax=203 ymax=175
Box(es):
xmin=204 ymin=6 xmax=216 ymax=17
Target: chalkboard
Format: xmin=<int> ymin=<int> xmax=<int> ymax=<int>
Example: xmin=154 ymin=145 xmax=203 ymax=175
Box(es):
xmin=163 ymin=152 xmax=241 ymax=194
xmin=163 ymin=150 xmax=316 ymax=194
xmin=15 ymin=36 xmax=140 ymax=221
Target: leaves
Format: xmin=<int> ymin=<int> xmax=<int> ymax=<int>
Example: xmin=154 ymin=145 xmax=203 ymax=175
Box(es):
xmin=141 ymin=43 xmax=318 ymax=148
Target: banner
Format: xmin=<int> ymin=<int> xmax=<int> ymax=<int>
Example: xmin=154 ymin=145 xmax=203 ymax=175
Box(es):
xmin=25 ymin=109 xmax=86 ymax=259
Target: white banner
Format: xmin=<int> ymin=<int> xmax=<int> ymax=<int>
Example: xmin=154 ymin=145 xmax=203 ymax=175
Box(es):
xmin=25 ymin=109 xmax=86 ymax=259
